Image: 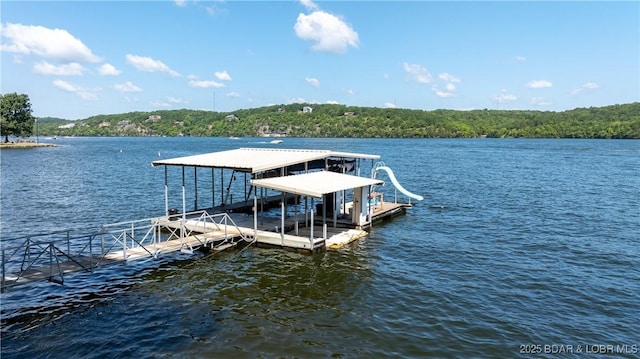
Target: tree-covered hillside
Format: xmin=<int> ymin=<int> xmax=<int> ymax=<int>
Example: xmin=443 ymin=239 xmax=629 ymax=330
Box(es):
xmin=36 ymin=102 xmax=640 ymax=139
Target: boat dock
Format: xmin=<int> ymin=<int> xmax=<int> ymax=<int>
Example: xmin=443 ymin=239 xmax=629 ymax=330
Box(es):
xmin=1 ymin=147 xmax=423 ymax=290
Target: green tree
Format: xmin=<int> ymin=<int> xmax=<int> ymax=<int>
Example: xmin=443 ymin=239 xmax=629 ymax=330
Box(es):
xmin=1 ymin=93 xmax=35 ymax=142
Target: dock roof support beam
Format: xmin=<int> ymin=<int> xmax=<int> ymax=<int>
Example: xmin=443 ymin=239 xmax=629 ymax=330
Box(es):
xmin=194 ymin=167 xmax=198 ymax=211
xmin=164 ymin=166 xmax=169 ymax=216
xmin=182 ymin=166 xmax=186 ymax=221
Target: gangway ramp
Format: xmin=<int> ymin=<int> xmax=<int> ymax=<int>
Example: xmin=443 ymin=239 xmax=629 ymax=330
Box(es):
xmin=1 ymin=211 xmax=248 ymax=291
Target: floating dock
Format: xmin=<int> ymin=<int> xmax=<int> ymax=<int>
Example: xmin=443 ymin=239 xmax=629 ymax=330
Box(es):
xmin=1 ymin=147 xmax=422 ymax=290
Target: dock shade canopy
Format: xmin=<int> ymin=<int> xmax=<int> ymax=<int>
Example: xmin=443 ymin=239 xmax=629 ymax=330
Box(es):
xmin=151 ymin=148 xmax=380 ymax=174
xmin=251 ymin=171 xmax=383 ymax=198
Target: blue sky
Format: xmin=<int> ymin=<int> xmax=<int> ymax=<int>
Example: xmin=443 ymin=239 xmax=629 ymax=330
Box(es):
xmin=1 ymin=1 xmax=638 ymax=120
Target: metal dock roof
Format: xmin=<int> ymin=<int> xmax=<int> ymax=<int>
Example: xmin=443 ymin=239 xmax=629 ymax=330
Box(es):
xmin=151 ymin=147 xmax=380 ymax=174
xmin=251 ymin=171 xmax=383 ymax=198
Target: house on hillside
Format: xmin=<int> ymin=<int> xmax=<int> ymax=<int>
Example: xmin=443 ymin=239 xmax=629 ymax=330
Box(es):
xmin=225 ymin=114 xmax=239 ymax=121
xmin=302 ymin=106 xmax=313 ymax=113
xmin=58 ymin=123 xmax=76 ymax=129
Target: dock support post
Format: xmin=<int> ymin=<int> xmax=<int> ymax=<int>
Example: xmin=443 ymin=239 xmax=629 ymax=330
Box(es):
xmin=220 ymin=169 xmax=224 ymax=207
xmin=333 ymin=192 xmax=338 ymax=228
xmin=281 ymin=197 xmax=285 ymax=245
xmin=211 ymin=168 xmax=216 ymax=209
xmin=194 ymin=167 xmax=198 ymax=211
xmin=164 ymin=166 xmax=169 ymax=216
xmin=260 ymin=187 xmax=264 ymax=225
xmin=310 ymin=210 xmax=314 ymax=243
xmin=253 ymin=194 xmax=258 ymax=239
xmin=182 ymin=167 xmax=186 ymax=221
xmin=305 ymin=197 xmax=309 ymax=227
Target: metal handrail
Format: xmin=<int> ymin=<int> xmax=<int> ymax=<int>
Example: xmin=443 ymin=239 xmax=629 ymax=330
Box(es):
xmin=1 ymin=211 xmax=248 ymax=291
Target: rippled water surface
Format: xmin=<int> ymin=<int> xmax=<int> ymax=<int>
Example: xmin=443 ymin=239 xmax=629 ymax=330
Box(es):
xmin=1 ymin=137 xmax=639 ymax=358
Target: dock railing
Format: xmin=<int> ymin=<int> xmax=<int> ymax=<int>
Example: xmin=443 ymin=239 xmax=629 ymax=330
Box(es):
xmin=1 ymin=228 xmax=104 ymax=290
xmin=154 ymin=210 xmax=252 ymax=254
xmin=1 ymin=211 xmax=249 ymax=291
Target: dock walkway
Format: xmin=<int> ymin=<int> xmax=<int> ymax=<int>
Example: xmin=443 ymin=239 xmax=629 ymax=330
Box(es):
xmin=0 ymin=212 xmax=248 ymax=291
xmin=1 ymin=200 xmax=409 ymax=291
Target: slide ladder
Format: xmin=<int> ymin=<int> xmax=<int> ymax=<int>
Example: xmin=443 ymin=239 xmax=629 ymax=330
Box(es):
xmin=372 ymin=162 xmax=424 ymax=201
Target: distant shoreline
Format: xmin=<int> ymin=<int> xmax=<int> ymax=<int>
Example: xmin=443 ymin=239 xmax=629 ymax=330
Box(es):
xmin=0 ymin=142 xmax=56 ymax=149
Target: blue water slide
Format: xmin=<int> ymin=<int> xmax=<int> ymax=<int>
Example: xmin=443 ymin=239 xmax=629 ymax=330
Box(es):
xmin=374 ymin=165 xmax=424 ymax=201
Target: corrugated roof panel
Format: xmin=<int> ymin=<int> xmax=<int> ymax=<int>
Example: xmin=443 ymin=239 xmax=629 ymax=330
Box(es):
xmin=251 ymin=171 xmax=383 ymax=198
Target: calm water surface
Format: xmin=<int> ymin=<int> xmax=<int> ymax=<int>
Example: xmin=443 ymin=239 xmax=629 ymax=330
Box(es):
xmin=1 ymin=137 xmax=639 ymax=358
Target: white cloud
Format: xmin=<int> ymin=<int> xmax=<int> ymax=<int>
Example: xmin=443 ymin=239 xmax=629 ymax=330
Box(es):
xmin=495 ymin=92 xmax=518 ymax=103
xmin=530 ymin=97 xmax=552 ymax=106
xmin=288 ymin=97 xmax=307 ymax=104
xmin=526 ymin=80 xmax=552 ymax=89
xmin=126 ymin=54 xmax=180 ymax=77
xmin=52 ymin=79 xmax=99 ymax=100
xmin=226 ymin=91 xmax=240 ymax=98
xmin=11 ymin=55 xmax=24 ymax=65
xmin=571 ymin=82 xmax=599 ymax=95
xmin=402 ymin=62 xmax=432 ymax=84
xmin=114 ymin=81 xmax=142 ymax=93
xmin=305 ymin=77 xmax=320 ymax=88
xmin=384 ymin=102 xmax=397 ymax=108
xmin=52 ymin=79 xmax=76 ymax=92
xmin=33 ymin=61 xmax=87 ymax=76
xmin=167 ymin=97 xmax=187 ymax=104
xmin=99 ymin=63 xmax=120 ymax=76
xmin=513 ymin=55 xmax=526 ymax=63
xmin=432 ymin=72 xmax=461 ymax=98
xmin=439 ymin=73 xmax=460 ymax=83
xmin=0 ymin=23 xmax=101 ymax=63
xmin=326 ymin=100 xmax=339 ymax=104
xmin=434 ymin=90 xmax=455 ymax=98
xmin=174 ymin=0 xmax=187 ymax=7
xmin=150 ymin=100 xmax=172 ymax=108
xmin=215 ymin=70 xmax=232 ymax=81
xmin=300 ymin=0 xmax=319 ymax=11
xmin=346 ymin=89 xmax=354 ymax=95
xmin=188 ymin=79 xmax=225 ymax=88
xmin=294 ymin=11 xmax=359 ymax=54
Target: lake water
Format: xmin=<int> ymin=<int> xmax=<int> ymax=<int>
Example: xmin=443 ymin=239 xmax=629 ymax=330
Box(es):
xmin=1 ymin=137 xmax=639 ymax=358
